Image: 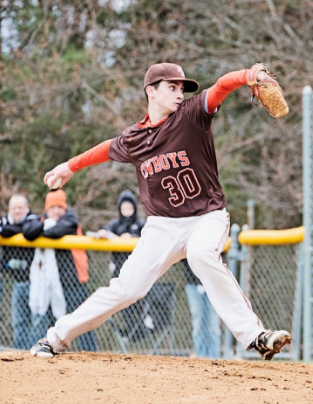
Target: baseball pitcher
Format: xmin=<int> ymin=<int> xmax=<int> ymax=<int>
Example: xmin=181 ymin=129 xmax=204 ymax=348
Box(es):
xmin=30 ymin=63 xmax=291 ymax=361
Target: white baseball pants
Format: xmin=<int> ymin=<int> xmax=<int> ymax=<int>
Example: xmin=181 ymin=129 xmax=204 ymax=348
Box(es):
xmin=47 ymin=209 xmax=264 ymax=351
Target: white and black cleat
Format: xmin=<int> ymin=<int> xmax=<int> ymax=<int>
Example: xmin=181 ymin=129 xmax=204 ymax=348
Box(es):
xmin=248 ymin=329 xmax=292 ymax=361
xmin=30 ymin=338 xmax=57 ymax=358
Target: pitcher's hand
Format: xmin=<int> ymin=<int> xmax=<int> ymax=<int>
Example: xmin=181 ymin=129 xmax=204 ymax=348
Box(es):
xmin=44 ymin=162 xmax=74 ymax=189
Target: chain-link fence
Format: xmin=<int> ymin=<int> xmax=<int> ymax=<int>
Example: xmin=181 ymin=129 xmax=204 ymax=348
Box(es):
xmin=235 ymin=242 xmax=302 ymax=361
xmin=0 ymin=241 xmax=229 ymax=357
xmin=0 ymin=232 xmax=303 ymax=360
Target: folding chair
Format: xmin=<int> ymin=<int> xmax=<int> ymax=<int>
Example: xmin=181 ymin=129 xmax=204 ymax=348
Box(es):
xmin=108 ymin=282 xmax=176 ymax=355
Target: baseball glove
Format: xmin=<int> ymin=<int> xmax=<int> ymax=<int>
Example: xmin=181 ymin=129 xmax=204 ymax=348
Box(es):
xmin=246 ymin=63 xmax=289 ymax=118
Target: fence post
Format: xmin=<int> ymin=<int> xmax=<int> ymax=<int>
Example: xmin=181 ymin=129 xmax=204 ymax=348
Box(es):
xmin=247 ymin=199 xmax=255 ymax=230
xmin=234 ymin=224 xmax=250 ymax=359
xmin=303 ymin=85 xmax=313 ymax=362
xmin=223 ymin=223 xmax=240 ymax=359
xmin=292 ymin=243 xmax=304 ymax=361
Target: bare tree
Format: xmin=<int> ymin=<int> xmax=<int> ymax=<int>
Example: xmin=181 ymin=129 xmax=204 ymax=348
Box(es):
xmin=1 ymin=0 xmax=312 ymax=228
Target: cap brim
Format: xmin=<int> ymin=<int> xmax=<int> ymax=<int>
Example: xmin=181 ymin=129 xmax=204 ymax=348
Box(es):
xmin=163 ymin=78 xmax=199 ymax=93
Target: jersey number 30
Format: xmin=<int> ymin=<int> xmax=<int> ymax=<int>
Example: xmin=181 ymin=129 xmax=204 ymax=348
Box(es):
xmin=161 ymin=168 xmax=201 ymax=207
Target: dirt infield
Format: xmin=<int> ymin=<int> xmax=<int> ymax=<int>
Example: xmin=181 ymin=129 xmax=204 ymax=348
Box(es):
xmin=0 ymin=351 xmax=312 ymax=404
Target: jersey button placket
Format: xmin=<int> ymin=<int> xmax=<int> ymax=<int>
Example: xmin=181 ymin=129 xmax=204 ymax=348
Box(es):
xmin=147 ymin=129 xmax=152 ymax=146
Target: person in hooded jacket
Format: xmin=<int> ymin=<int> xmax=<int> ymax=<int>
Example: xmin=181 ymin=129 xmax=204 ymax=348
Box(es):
xmin=98 ymin=190 xmax=146 ymax=278
xmin=98 ymin=190 xmax=147 ymax=339
xmin=22 ymin=189 xmax=97 ymax=351
xmin=0 ymin=194 xmax=35 ymax=349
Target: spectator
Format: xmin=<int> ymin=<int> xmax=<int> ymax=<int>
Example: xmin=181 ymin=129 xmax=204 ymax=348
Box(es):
xmin=0 ymin=194 xmax=35 ymax=349
xmin=23 ymin=189 xmax=97 ymax=351
xmin=98 ymin=190 xmax=146 ymax=276
xmin=98 ymin=190 xmax=148 ymax=338
xmin=182 ymin=258 xmax=221 ymax=358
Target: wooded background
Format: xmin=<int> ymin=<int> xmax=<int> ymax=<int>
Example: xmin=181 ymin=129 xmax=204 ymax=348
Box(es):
xmin=0 ymin=0 xmax=312 ymax=230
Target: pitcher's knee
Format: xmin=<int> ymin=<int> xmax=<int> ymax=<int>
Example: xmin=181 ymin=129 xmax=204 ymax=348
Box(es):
xmin=109 ymin=277 xmax=147 ymax=307
xmin=187 ymin=243 xmax=217 ymax=269
xmin=187 ymin=241 xmax=221 ymax=270
xmin=124 ymin=289 xmax=146 ymax=306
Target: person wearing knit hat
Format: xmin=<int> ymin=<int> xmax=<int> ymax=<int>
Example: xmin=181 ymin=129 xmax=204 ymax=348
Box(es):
xmin=23 ymin=191 xmax=98 ymax=352
xmin=45 ymin=189 xmax=67 ymax=216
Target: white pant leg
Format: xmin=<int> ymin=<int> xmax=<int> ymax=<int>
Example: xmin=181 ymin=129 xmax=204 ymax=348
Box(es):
xmin=186 ymin=209 xmax=264 ymax=349
xmin=47 ymin=217 xmax=184 ymax=351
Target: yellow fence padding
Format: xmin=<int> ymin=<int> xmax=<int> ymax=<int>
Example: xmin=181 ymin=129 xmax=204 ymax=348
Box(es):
xmin=0 ymin=234 xmax=138 ymax=252
xmin=1 ymin=226 xmax=303 ymax=251
xmin=238 ymin=226 xmax=304 ymax=245
xmin=0 ymin=234 xmax=232 ymax=252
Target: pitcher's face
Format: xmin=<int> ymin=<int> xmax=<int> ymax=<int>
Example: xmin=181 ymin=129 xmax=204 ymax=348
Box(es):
xmin=149 ymin=81 xmax=184 ymax=115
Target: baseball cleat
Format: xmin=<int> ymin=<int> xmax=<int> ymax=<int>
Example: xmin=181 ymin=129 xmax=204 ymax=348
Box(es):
xmin=30 ymin=338 xmax=57 ymax=358
xmin=248 ymin=329 xmax=292 ymax=361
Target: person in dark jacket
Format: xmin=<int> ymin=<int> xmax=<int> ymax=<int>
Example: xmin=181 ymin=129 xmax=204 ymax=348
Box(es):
xmin=23 ymin=189 xmax=97 ymax=351
xmin=98 ymin=190 xmax=146 ymax=277
xmin=0 ymin=194 xmax=35 ymax=349
xmin=98 ymin=190 xmax=147 ymax=339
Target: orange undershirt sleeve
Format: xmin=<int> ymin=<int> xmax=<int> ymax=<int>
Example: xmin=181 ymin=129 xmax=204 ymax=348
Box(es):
xmin=206 ymin=69 xmax=249 ymax=114
xmin=68 ymin=139 xmax=112 ymax=173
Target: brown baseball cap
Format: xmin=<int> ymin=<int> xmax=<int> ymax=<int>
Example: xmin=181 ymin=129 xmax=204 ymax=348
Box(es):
xmin=144 ymin=63 xmax=199 ymax=93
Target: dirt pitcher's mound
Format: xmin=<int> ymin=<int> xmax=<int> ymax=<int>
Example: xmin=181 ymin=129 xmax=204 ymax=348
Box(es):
xmin=0 ymin=351 xmax=312 ymax=404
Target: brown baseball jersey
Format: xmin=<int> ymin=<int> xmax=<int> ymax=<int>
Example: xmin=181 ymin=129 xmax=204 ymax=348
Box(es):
xmin=109 ymin=90 xmax=226 ymax=217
